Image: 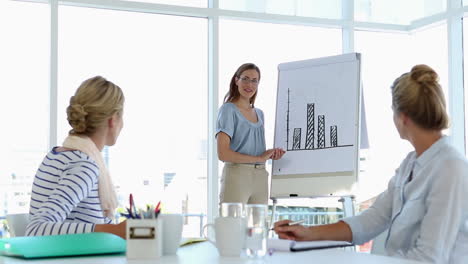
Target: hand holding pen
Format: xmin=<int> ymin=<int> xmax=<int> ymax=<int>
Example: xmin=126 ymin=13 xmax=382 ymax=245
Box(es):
xmin=270 ymin=219 xmax=305 ymax=230
xmin=272 ymin=219 xmax=312 ymax=241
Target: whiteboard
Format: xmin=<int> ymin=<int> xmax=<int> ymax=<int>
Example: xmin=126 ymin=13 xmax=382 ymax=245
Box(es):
xmin=271 ymin=53 xmax=361 ymax=199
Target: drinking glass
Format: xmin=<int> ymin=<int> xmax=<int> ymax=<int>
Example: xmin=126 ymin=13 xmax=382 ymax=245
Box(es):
xmin=245 ymin=204 xmax=268 ymax=258
xmin=220 ymin=202 xmax=244 ymax=218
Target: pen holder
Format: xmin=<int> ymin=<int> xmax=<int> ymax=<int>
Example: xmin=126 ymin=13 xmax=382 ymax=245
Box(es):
xmin=126 ymin=219 xmax=163 ymax=259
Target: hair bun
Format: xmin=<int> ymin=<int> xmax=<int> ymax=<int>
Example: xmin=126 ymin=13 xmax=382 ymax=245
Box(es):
xmin=410 ymin=64 xmax=438 ymax=84
xmin=67 ymin=103 xmax=88 ymax=133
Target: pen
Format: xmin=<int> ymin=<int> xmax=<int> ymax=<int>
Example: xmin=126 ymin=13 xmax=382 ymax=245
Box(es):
xmin=154 ymin=201 xmax=161 ymax=219
xmin=288 ymin=219 xmax=306 ymax=226
xmin=270 ymin=219 xmax=306 ymax=230
xmin=128 ymin=195 xmax=134 ymax=219
xmin=130 ymin=194 xmax=138 ymax=219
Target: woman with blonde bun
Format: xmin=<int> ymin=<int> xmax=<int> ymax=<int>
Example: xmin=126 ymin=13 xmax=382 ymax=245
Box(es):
xmin=274 ymin=65 xmax=468 ymax=263
xmin=26 ymin=76 xmax=126 ymax=239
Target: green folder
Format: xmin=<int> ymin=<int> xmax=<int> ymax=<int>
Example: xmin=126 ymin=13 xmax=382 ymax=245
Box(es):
xmin=0 ymin=232 xmax=126 ymax=259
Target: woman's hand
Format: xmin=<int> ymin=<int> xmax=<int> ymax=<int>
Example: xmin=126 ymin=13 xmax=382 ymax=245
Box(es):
xmin=271 ymin=148 xmax=286 ymax=160
xmin=274 ymin=220 xmax=353 ymax=243
xmin=258 ymin=149 xmax=275 ymax=162
xmin=114 ymin=220 xmax=127 ymax=239
xmin=95 ymin=220 xmax=127 ymax=239
xmin=273 ymin=220 xmax=314 ymax=241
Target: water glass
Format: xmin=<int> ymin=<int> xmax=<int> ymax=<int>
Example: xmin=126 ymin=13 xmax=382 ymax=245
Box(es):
xmin=220 ymin=202 xmax=244 ymax=218
xmin=245 ymin=204 xmax=268 ymax=258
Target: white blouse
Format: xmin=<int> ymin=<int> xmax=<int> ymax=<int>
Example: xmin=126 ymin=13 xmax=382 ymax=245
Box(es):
xmin=343 ymin=136 xmax=468 ymax=264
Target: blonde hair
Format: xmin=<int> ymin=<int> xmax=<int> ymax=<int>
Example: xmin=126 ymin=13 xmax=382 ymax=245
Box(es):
xmin=391 ymin=64 xmax=448 ymax=130
xmin=67 ymin=76 xmax=124 ymax=135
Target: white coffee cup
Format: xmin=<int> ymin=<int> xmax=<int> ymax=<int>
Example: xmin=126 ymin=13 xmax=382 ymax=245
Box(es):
xmin=203 ymin=217 xmax=245 ymax=257
xmin=160 ymin=214 xmax=184 ymax=255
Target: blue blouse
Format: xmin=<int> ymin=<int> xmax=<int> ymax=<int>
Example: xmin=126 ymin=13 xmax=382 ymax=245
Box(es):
xmin=216 ymin=102 xmax=266 ymax=159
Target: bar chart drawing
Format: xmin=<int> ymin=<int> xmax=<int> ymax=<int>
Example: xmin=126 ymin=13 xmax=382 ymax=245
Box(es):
xmin=272 ymin=53 xmax=360 ymax=181
xmin=285 ymin=88 xmax=353 ymax=151
xmin=305 ymin=103 xmax=314 ymax=149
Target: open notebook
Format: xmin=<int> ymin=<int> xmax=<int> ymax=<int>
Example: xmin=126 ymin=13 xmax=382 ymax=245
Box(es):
xmin=268 ymin=238 xmax=353 ymax=252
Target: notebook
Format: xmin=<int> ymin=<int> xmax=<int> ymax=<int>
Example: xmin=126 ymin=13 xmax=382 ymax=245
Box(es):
xmin=268 ymin=238 xmax=353 ymax=252
xmin=0 ymin=232 xmax=126 ymax=259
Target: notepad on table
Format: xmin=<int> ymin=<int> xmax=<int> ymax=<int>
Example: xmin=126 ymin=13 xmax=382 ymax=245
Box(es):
xmin=268 ymin=238 xmax=353 ymax=252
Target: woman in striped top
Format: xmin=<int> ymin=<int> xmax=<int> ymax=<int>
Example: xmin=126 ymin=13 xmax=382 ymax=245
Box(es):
xmin=26 ymin=76 xmax=126 ymax=239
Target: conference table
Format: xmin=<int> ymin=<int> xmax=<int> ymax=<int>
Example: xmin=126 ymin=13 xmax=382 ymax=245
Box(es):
xmin=0 ymin=241 xmax=424 ymax=264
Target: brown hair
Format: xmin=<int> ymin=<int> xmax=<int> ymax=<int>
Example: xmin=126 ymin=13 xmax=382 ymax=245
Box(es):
xmin=223 ymin=63 xmax=261 ymax=107
xmin=67 ymin=76 xmax=125 ymax=135
xmin=391 ymin=64 xmax=449 ymax=130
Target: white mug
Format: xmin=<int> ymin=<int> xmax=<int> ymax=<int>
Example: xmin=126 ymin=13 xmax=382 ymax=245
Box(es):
xmin=160 ymin=214 xmax=184 ymax=255
xmin=203 ymin=217 xmax=245 ymax=257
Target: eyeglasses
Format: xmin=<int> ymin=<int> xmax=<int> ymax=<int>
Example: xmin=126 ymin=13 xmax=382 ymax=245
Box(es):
xmin=239 ymin=76 xmax=259 ymax=85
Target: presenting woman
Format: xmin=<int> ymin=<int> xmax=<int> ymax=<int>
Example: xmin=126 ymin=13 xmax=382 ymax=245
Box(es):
xmin=217 ymin=63 xmax=285 ymax=205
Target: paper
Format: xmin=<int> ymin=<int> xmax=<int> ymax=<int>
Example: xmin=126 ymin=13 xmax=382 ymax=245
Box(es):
xmin=273 ymin=53 xmax=360 ymax=175
xmin=268 ymin=238 xmax=353 ymax=252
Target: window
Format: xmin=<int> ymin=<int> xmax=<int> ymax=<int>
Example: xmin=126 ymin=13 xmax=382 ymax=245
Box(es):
xmin=411 ymin=23 xmax=448 ymax=99
xmin=463 ymin=18 xmax=468 ymax=153
xmin=58 ymin=6 xmax=208 ymax=237
xmin=0 ymin=0 xmax=49 ymax=215
xmin=355 ymin=0 xmax=447 ymax=24
xmin=120 ymin=0 xmax=206 ymax=7
xmin=355 ymin=23 xmax=448 ymax=201
xmin=220 ymin=0 xmax=341 ymax=19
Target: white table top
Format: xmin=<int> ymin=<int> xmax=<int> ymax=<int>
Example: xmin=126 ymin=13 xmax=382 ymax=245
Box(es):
xmin=0 ymin=241 xmax=424 ymax=264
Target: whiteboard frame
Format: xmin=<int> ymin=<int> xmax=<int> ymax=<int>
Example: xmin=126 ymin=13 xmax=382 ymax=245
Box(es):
xmin=270 ymin=53 xmax=362 ymax=199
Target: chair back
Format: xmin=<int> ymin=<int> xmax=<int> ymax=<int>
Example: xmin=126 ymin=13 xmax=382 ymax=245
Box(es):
xmin=6 ymin=213 xmax=30 ymax=237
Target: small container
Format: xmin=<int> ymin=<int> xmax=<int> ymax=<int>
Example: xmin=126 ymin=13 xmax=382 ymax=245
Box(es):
xmin=126 ymin=219 xmax=163 ymax=259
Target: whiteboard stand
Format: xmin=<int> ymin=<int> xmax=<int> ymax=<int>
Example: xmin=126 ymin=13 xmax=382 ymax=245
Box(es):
xmin=338 ymin=195 xmax=355 ymax=218
xmin=271 ymin=53 xmax=362 ymax=198
xmin=269 ymin=53 xmax=363 ymax=250
xmin=269 ymin=198 xmax=278 ymax=236
xmin=270 ymin=195 xmax=355 ymax=226
xmin=338 ymin=195 xmax=356 ymax=252
xmin=269 ymin=196 xmax=356 ymax=250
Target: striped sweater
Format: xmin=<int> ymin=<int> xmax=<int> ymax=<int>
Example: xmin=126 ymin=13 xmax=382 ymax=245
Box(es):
xmin=26 ymin=147 xmax=112 ymax=236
